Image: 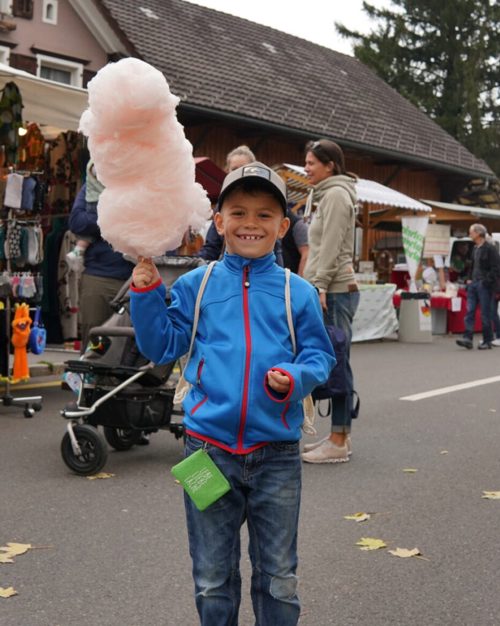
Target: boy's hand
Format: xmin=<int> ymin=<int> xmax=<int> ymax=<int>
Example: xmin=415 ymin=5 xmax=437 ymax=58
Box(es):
xmin=267 ymin=369 xmax=291 ymax=394
xmin=132 ymin=258 xmax=161 ymax=289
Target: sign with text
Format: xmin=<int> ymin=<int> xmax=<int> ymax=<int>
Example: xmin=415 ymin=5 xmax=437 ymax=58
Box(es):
xmin=402 ymin=216 xmax=429 ymax=291
xmin=423 ymin=224 xmax=451 ymax=257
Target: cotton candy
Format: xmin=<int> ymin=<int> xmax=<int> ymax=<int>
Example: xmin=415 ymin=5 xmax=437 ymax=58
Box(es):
xmin=79 ymin=57 xmax=212 ymax=258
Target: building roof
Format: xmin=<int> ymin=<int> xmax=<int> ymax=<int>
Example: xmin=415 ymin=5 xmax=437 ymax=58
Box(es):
xmin=97 ymin=0 xmax=494 ymax=179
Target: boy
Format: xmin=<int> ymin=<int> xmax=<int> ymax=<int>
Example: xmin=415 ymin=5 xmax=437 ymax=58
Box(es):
xmin=130 ymin=163 xmax=335 ymax=625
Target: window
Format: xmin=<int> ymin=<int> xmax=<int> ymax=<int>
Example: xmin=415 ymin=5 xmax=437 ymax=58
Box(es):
xmin=36 ymin=54 xmax=82 ymax=87
xmin=0 ymin=1 xmax=12 ymax=15
xmin=12 ymin=0 xmax=32 ymax=19
xmin=42 ymin=0 xmax=57 ymax=25
xmin=0 ymin=45 xmax=10 ymax=64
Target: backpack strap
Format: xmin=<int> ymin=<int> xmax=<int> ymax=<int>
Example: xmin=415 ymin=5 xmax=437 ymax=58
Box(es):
xmin=173 ymin=261 xmax=216 ymax=405
xmin=284 ymin=268 xmax=316 ymax=434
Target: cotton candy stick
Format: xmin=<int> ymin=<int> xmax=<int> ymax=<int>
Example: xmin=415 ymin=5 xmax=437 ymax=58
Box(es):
xmin=79 ymin=57 xmax=212 ymax=258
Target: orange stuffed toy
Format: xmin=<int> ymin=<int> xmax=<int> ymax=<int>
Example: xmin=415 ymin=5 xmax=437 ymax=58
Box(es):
xmin=11 ymin=303 xmax=32 ymax=383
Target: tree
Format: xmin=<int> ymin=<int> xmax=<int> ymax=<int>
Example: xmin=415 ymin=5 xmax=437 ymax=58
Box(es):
xmin=336 ymin=0 xmax=500 ymax=175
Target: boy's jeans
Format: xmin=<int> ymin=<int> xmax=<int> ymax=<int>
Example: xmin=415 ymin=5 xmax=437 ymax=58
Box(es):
xmin=183 ymin=435 xmax=301 ymax=626
xmin=326 ymin=291 xmax=360 ymax=433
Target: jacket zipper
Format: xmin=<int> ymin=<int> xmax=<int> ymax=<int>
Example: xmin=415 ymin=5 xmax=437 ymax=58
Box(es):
xmin=196 ymin=358 xmax=204 ymax=386
xmin=237 ymin=265 xmax=251 ymax=449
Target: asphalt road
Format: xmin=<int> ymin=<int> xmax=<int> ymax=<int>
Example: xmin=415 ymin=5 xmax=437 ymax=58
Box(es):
xmin=1 ymin=335 xmax=500 ymax=626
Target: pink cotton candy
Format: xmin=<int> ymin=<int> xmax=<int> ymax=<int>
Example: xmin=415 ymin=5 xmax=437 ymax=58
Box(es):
xmin=79 ymin=57 xmax=212 ymax=258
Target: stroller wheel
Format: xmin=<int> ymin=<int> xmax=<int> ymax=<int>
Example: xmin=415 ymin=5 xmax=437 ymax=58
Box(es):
xmin=103 ymin=427 xmax=141 ymax=451
xmin=61 ymin=424 xmax=108 ymax=475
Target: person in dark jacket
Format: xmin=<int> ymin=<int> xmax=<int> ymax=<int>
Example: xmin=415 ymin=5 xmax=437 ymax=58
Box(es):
xmin=456 ymin=223 xmax=500 ymax=350
xmin=68 ymin=183 xmax=134 ymax=354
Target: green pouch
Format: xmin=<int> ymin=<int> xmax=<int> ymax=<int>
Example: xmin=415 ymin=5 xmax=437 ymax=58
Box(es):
xmin=171 ymin=448 xmax=231 ymax=511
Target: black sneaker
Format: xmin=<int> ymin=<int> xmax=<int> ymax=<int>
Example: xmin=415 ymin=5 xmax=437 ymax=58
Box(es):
xmin=456 ymin=339 xmax=473 ymax=349
xmin=478 ymin=342 xmax=493 ymax=350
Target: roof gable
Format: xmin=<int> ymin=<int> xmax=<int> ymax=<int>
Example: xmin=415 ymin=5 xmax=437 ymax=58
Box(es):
xmin=99 ymin=0 xmax=493 ymax=178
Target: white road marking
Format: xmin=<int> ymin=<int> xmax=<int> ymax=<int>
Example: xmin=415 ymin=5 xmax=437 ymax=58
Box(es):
xmin=400 ymin=375 xmax=500 ymax=401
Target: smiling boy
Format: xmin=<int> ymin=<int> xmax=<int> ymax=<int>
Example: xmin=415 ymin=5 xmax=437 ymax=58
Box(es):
xmin=130 ymin=163 xmax=334 ymax=625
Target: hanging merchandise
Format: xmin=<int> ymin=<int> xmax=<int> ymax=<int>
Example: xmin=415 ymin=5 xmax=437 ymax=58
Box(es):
xmin=11 ymin=302 xmax=31 ymax=382
xmin=4 ymin=172 xmax=23 ymax=209
xmin=0 ymin=82 xmax=23 ymax=165
xmin=17 ymin=123 xmax=46 ymax=172
xmin=28 ymin=306 xmax=46 ymax=355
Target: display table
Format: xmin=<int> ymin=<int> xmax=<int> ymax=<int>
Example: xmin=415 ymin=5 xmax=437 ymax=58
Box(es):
xmin=392 ymin=290 xmax=482 ymax=334
xmin=352 ymin=284 xmax=399 ymax=342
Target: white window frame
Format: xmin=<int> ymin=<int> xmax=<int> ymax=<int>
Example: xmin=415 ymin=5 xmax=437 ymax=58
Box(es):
xmin=42 ymin=0 xmax=58 ymax=25
xmin=0 ymin=46 xmax=10 ymax=64
xmin=36 ymin=54 xmax=83 ymax=88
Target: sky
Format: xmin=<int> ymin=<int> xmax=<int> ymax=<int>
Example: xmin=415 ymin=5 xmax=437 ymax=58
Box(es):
xmin=184 ymin=0 xmax=393 ymax=56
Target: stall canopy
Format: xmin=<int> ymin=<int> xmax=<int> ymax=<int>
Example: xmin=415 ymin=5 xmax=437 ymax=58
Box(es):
xmin=275 ymin=163 xmax=430 ymax=212
xmin=194 ymin=157 xmax=225 ymax=203
xmin=421 ymin=199 xmax=500 ymax=221
xmin=0 ymin=62 xmax=88 ymax=135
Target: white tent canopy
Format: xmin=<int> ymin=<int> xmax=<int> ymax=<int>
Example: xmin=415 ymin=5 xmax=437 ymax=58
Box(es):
xmin=282 ymin=163 xmax=431 ymax=212
xmin=0 ymin=62 xmax=88 ymax=135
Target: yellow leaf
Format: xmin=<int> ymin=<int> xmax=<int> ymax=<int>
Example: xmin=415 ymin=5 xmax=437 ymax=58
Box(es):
xmin=86 ymin=472 xmax=115 ymax=480
xmin=0 ymin=553 xmax=14 ymax=564
xmin=482 ymin=491 xmax=500 ymax=500
xmin=344 ymin=512 xmax=371 ymax=522
xmin=403 ymin=468 xmax=418 ymax=473
xmin=1 ymin=543 xmax=32 ymax=557
xmin=356 ymin=537 xmax=387 ymax=551
xmin=0 ymin=586 xmax=17 ymax=598
xmin=388 ymin=547 xmax=422 ymax=558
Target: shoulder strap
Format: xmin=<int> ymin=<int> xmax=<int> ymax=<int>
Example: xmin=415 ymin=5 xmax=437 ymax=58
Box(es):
xmin=284 ymin=268 xmax=296 ymax=354
xmin=173 ymin=261 xmax=216 ymax=406
xmin=184 ymin=261 xmax=217 ymax=365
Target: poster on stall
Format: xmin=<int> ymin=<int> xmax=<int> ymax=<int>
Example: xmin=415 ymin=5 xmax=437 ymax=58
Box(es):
xmin=423 ymin=224 xmax=450 ymax=257
xmin=402 ymin=216 xmax=429 ymax=291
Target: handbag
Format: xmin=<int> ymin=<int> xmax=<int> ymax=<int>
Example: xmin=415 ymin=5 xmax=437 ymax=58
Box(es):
xmin=312 ymin=314 xmax=361 ymax=420
xmin=171 ymin=448 xmax=230 ymax=511
xmin=28 ymin=306 xmax=46 ymax=355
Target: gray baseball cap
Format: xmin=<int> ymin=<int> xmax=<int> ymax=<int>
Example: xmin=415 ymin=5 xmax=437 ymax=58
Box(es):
xmin=218 ymin=162 xmax=287 ymax=214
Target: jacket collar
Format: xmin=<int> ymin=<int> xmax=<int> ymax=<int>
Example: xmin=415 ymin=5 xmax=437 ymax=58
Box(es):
xmin=222 ymin=252 xmax=276 ymax=274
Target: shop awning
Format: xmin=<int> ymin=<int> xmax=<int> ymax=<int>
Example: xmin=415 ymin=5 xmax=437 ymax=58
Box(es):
xmin=421 ymin=199 xmax=500 ymax=220
xmin=194 ymin=157 xmax=225 ymax=203
xmin=0 ymin=62 xmax=88 ymax=135
xmin=276 ymin=163 xmax=430 ymax=211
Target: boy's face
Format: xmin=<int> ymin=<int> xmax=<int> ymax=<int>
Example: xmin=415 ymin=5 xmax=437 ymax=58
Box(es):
xmin=215 ymin=189 xmax=289 ymax=259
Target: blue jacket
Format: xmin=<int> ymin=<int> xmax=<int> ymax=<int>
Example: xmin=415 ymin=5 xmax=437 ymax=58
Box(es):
xmin=68 ymin=185 xmax=134 ymax=281
xmin=130 ymin=253 xmax=335 ymax=453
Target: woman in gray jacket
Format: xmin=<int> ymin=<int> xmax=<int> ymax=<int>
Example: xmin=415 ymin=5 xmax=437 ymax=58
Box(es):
xmin=302 ymin=139 xmax=359 ymax=464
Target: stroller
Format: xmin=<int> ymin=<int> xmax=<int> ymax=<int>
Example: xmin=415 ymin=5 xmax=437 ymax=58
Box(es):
xmin=60 ymin=256 xmax=207 ymax=475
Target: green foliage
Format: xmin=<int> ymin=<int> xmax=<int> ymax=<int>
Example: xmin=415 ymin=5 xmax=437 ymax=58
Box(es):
xmin=336 ymin=0 xmax=500 ymax=174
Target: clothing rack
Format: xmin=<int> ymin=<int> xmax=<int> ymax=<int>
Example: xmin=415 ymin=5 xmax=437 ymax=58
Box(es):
xmin=0 ymin=209 xmax=42 ymax=417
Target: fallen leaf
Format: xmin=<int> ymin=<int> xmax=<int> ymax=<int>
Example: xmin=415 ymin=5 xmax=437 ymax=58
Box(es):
xmin=344 ymin=512 xmax=371 ymax=522
xmin=0 ymin=586 xmax=17 ymax=598
xmin=356 ymin=537 xmax=387 ymax=551
xmin=388 ymin=547 xmax=422 ymax=558
xmin=1 ymin=543 xmax=32 ymax=557
xmin=440 ymin=450 xmax=449 ymax=455
xmin=0 ymin=553 xmax=14 ymax=564
xmin=86 ymin=472 xmax=115 ymax=480
xmin=489 ymin=409 xmax=496 ymax=413
xmin=482 ymin=491 xmax=500 ymax=500
xmin=403 ymin=468 xmax=418 ymax=473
